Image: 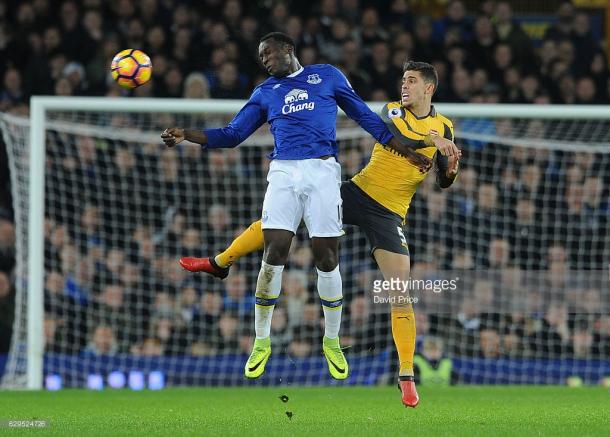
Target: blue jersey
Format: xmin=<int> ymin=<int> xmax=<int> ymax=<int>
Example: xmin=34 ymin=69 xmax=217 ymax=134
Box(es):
xmin=203 ymin=64 xmax=394 ymax=160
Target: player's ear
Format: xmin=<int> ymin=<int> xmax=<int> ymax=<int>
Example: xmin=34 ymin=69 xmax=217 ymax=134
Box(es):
xmin=425 ymin=82 xmax=435 ymax=96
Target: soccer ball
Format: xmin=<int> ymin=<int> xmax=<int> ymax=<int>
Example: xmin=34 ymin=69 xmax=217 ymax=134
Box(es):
xmin=110 ymin=49 xmax=152 ymax=89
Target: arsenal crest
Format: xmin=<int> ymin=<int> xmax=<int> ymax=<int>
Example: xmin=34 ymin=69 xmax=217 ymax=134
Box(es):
xmin=307 ymin=74 xmax=322 ymax=84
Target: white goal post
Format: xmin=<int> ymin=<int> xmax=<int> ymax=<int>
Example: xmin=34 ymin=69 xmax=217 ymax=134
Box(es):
xmin=5 ymin=96 xmax=610 ymax=389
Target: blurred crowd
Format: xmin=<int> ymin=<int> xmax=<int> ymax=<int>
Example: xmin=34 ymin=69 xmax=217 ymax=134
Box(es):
xmin=0 ymin=0 xmax=608 ymax=109
xmin=0 ymin=0 xmax=609 ymax=363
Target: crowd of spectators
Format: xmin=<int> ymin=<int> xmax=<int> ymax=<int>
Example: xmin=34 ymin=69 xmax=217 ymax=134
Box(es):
xmin=0 ymin=0 xmax=608 ymax=109
xmin=0 ymin=0 xmax=609 ymax=365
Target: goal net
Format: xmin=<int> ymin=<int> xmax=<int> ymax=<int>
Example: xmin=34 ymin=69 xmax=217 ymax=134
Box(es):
xmin=1 ymin=99 xmax=609 ymax=389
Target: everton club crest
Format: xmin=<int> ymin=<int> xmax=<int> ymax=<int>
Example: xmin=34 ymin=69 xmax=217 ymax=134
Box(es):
xmin=307 ymin=74 xmax=322 ymax=84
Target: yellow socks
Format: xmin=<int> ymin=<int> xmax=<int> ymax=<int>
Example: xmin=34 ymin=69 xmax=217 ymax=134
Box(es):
xmin=214 ymin=220 xmax=265 ymax=268
xmin=391 ymin=304 xmax=416 ymax=377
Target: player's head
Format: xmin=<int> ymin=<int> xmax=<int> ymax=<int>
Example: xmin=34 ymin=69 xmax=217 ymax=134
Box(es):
xmin=258 ymin=32 xmax=296 ymax=78
xmin=401 ymin=61 xmax=438 ymax=107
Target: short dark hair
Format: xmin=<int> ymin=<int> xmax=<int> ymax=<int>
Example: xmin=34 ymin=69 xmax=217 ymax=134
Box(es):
xmin=259 ymin=32 xmax=296 ymax=50
xmin=403 ymin=61 xmax=438 ymax=91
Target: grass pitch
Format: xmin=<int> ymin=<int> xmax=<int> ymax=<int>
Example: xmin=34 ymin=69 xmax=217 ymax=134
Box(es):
xmin=0 ymin=386 xmax=608 ymax=436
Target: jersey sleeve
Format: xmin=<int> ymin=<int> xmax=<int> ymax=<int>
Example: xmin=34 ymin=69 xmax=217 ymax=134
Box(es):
xmin=203 ymin=88 xmax=266 ymax=149
xmin=442 ymin=119 xmax=455 ymax=142
xmin=331 ymin=66 xmax=394 ymax=145
xmin=380 ymin=103 xmax=429 ymax=149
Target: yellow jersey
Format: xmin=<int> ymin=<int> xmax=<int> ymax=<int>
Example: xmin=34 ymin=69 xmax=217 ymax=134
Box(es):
xmin=351 ymin=102 xmax=455 ymax=218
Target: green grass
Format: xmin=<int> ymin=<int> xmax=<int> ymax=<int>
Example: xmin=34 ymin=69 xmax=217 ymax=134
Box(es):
xmin=0 ymin=386 xmax=608 ymax=436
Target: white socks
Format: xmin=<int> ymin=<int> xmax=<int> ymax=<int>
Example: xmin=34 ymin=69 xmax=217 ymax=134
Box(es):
xmin=254 ymin=262 xmax=343 ymax=340
xmin=254 ymin=261 xmax=284 ymax=339
xmin=317 ymin=265 xmax=343 ymax=339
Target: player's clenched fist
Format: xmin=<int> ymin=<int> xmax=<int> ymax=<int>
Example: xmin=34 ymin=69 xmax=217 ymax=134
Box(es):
xmin=161 ymin=127 xmax=185 ymax=147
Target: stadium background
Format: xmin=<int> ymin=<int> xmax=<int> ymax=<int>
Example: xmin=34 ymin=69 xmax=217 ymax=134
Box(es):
xmin=0 ymin=0 xmax=609 ymax=388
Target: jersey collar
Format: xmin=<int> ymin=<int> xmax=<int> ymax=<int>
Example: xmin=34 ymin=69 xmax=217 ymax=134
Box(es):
xmin=287 ymin=66 xmax=304 ymax=77
xmin=406 ymin=105 xmax=436 ymax=119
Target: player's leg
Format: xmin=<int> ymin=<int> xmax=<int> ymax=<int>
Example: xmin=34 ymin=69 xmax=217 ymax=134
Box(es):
xmin=246 ymin=160 xmax=302 ymax=378
xmin=179 ymin=220 xmax=264 ymax=278
xmin=217 ymin=220 xmax=264 ymax=266
xmin=342 ymin=181 xmax=419 ymax=406
xmin=373 ymin=248 xmax=419 ymax=408
xmin=305 ymin=158 xmax=348 ymax=379
xmin=311 ymin=235 xmax=348 ymax=379
xmin=374 ymin=249 xmax=416 ymax=377
xmin=245 ymin=228 xmax=293 ymax=378
xmin=255 ymin=229 xmax=293 ymax=340
xmin=311 ymin=237 xmax=342 ymax=342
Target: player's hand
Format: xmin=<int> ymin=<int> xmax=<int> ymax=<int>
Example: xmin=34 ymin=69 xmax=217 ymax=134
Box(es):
xmin=446 ymin=152 xmax=460 ymax=178
xmin=430 ymin=135 xmax=460 ymax=157
xmin=402 ymin=148 xmax=433 ymax=173
xmin=161 ymin=127 xmax=185 ymax=147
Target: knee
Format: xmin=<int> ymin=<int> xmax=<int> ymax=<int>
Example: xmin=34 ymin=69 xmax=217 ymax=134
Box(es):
xmin=264 ymin=243 xmax=290 ymax=265
xmin=314 ymin=248 xmax=338 ymax=272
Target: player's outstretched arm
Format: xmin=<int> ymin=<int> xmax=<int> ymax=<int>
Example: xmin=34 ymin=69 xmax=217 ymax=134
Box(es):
xmin=162 ymin=89 xmax=265 ymax=149
xmin=383 ymin=120 xmax=460 ymax=160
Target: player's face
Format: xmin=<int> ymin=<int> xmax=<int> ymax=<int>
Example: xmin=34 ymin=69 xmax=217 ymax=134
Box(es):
xmin=401 ymin=70 xmax=432 ymax=107
xmin=258 ymin=40 xmax=291 ymax=77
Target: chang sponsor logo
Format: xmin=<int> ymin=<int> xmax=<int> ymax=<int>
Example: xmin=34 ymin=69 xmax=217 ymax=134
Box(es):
xmin=282 ymin=88 xmax=315 ymax=114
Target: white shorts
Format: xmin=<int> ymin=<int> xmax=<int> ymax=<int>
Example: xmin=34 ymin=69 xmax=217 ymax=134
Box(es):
xmin=261 ymin=157 xmax=343 ymax=238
